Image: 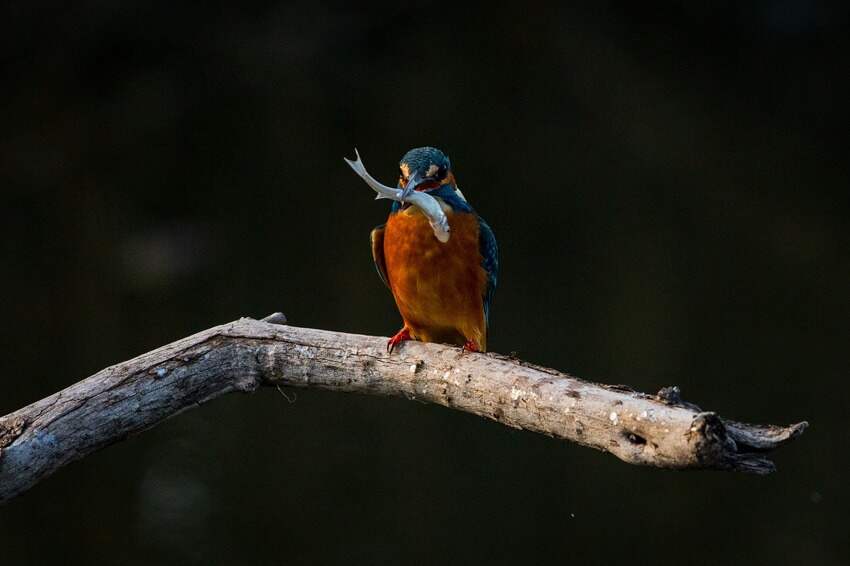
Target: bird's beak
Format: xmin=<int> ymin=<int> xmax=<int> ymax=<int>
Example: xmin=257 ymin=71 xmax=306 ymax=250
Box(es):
xmin=399 ymin=172 xmax=422 ymax=201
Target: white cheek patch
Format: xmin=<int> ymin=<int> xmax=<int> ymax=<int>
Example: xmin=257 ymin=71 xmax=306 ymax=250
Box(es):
xmin=426 ymin=164 xmax=439 ymax=177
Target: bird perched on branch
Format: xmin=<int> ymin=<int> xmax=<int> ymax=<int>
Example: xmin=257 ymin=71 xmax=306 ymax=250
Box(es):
xmin=370 ymin=147 xmax=499 ymax=353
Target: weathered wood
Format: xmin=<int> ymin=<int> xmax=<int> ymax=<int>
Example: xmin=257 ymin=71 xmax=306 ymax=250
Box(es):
xmin=0 ymin=315 xmax=807 ymax=504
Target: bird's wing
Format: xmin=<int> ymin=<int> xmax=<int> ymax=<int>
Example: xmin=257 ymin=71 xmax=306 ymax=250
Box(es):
xmin=478 ymin=217 xmax=499 ymax=325
xmin=370 ymin=224 xmax=390 ymax=288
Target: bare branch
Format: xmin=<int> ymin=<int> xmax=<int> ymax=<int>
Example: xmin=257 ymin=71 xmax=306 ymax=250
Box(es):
xmin=0 ymin=315 xmax=807 ymax=504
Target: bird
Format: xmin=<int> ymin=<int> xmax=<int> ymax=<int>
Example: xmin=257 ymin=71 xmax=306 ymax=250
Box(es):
xmin=370 ymin=147 xmax=499 ymax=353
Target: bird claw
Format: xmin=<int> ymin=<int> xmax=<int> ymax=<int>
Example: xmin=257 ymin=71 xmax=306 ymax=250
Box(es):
xmin=387 ymin=328 xmax=412 ymax=353
xmin=462 ymin=340 xmax=480 ymax=353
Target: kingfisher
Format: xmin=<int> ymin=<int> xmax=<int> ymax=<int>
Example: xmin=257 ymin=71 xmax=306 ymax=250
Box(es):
xmin=370 ymin=147 xmax=499 ymax=353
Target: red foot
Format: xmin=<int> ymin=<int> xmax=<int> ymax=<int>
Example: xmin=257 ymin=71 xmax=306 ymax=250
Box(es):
xmin=387 ymin=328 xmax=412 ymax=353
xmin=462 ymin=340 xmax=480 ymax=353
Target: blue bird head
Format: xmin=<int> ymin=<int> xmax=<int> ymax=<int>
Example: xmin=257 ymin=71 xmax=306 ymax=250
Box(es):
xmin=397 ymin=147 xmax=453 ymax=198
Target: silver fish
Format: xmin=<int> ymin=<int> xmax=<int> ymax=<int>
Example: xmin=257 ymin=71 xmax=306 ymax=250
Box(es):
xmin=344 ymin=148 xmax=451 ymax=243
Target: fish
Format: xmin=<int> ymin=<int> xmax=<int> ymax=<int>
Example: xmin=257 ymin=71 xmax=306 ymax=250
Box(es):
xmin=344 ymin=148 xmax=451 ymax=243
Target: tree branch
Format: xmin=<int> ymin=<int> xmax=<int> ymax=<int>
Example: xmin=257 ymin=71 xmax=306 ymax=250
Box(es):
xmin=0 ymin=315 xmax=807 ymax=503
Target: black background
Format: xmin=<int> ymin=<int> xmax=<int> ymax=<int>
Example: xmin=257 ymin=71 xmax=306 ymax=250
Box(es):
xmin=1 ymin=2 xmax=848 ymax=564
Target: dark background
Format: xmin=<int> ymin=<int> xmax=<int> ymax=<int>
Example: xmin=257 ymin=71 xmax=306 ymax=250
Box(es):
xmin=1 ymin=1 xmax=848 ymax=564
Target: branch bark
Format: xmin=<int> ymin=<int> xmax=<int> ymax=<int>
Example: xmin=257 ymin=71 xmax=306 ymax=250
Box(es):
xmin=0 ymin=315 xmax=807 ymax=504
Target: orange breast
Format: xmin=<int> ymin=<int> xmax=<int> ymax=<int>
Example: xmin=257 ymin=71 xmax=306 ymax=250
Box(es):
xmin=383 ymin=206 xmax=488 ymax=349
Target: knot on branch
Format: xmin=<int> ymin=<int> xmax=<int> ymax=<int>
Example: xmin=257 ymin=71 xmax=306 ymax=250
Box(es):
xmin=656 ymin=385 xmax=702 ymax=412
xmin=0 ymin=416 xmax=26 ymax=460
xmin=261 ymin=312 xmax=288 ymax=325
xmin=687 ymin=411 xmax=734 ymax=466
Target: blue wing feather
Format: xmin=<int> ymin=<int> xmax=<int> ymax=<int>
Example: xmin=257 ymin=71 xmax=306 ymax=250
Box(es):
xmin=477 ymin=217 xmax=499 ymax=325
